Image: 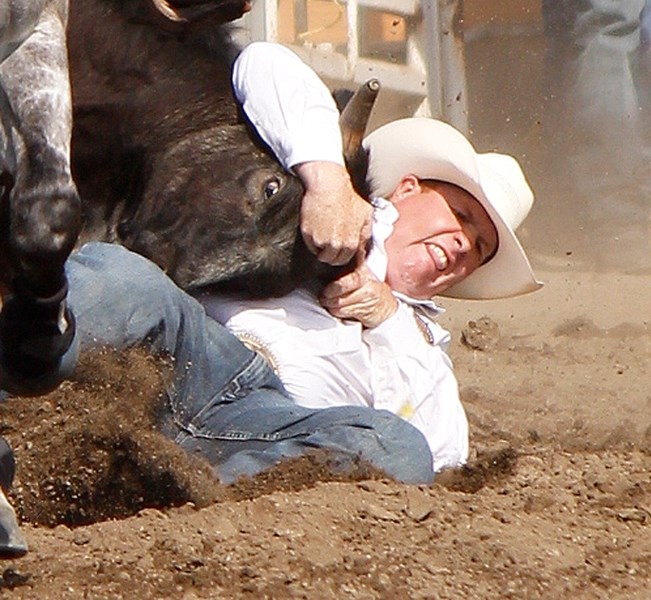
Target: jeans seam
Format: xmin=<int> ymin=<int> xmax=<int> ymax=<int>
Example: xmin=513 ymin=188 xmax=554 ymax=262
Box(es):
xmin=173 ymin=352 xmax=275 ymax=436
xmin=178 ymin=427 xmax=298 ymax=443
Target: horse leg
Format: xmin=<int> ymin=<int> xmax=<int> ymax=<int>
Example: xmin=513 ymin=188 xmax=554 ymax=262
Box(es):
xmin=0 ymin=3 xmax=81 ymax=393
xmin=0 ymin=2 xmax=80 ymax=293
xmin=0 ymin=0 xmax=50 ymax=62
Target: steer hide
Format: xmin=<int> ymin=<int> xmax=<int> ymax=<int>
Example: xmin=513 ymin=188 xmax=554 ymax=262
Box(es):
xmin=68 ymin=0 xmax=372 ymax=298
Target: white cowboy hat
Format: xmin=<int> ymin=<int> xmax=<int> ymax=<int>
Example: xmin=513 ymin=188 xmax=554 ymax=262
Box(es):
xmin=363 ymin=118 xmax=543 ymax=300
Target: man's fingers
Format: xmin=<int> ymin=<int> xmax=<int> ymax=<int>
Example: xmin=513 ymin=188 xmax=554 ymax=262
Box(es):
xmin=320 ymin=280 xmax=348 ymax=301
xmin=304 ymin=237 xmax=346 ymax=266
xmin=305 ymin=231 xmax=359 ymax=266
xmin=321 ymin=270 xmax=360 ymax=300
xmin=316 ymin=246 xmax=353 ymax=266
xmin=322 ymin=260 xmax=374 ymax=300
xmin=327 ymin=247 xmax=358 ymax=266
xmin=322 ymin=289 xmax=380 ymax=320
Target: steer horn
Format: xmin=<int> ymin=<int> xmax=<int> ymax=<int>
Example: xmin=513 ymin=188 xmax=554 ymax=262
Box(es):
xmin=150 ymin=0 xmax=186 ymax=23
xmin=338 ymin=78 xmax=380 ymax=199
xmin=148 ymin=0 xmax=252 ymax=30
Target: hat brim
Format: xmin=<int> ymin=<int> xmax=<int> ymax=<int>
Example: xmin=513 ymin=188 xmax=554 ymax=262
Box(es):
xmin=363 ymin=118 xmax=542 ymax=300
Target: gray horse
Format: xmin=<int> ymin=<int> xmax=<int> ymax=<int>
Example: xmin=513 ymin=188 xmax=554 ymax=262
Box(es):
xmin=0 ymin=0 xmax=84 ymax=558
xmin=0 ymin=0 xmax=81 ymax=396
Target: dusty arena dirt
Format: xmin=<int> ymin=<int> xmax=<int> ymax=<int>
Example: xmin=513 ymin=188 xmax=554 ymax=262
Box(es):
xmin=0 ymin=6 xmax=649 ymax=596
xmin=0 ymin=266 xmax=648 ymax=599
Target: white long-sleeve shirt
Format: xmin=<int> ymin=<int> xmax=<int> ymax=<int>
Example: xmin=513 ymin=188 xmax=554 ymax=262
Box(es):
xmin=200 ymin=42 xmax=468 ymax=471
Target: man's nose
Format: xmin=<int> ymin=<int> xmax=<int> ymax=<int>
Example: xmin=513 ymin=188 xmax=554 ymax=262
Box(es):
xmin=452 ymin=230 xmax=472 ymax=254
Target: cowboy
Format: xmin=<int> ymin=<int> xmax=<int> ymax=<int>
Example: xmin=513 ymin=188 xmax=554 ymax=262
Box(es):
xmin=58 ymin=83 xmax=539 ymax=483
xmin=199 ymin=42 xmax=542 ymax=471
xmin=0 ymin=43 xmax=540 ymax=551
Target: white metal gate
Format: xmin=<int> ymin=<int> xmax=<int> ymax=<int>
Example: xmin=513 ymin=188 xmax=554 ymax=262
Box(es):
xmin=238 ymin=0 xmax=468 ymax=132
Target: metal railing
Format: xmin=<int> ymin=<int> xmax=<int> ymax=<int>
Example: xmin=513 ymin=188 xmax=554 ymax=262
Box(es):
xmin=239 ymin=0 xmax=468 ymax=131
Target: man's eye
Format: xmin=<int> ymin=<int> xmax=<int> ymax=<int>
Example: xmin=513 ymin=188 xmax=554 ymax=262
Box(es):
xmin=453 ymin=208 xmax=470 ymax=223
xmin=478 ymin=239 xmax=497 ymax=265
xmin=264 ymin=178 xmax=281 ymax=199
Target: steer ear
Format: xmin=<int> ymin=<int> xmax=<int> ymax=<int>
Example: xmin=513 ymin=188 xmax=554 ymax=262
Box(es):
xmin=338 ymin=79 xmax=380 ymax=200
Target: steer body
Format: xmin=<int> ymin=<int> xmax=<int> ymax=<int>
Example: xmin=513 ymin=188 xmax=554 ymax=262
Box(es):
xmin=69 ymin=0 xmax=351 ymax=297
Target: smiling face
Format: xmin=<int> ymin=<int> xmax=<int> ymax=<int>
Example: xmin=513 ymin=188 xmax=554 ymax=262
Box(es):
xmin=383 ymin=176 xmax=499 ymax=299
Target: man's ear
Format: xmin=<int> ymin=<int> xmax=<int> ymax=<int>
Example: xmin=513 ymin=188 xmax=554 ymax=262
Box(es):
xmin=390 ymin=174 xmax=421 ymax=202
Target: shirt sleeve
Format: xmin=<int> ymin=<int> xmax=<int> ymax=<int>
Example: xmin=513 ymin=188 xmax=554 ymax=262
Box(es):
xmin=231 ymin=42 xmax=345 ymax=171
xmin=362 ymin=302 xmax=469 ymax=471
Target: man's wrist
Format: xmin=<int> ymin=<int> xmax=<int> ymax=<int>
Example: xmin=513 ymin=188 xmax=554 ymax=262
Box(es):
xmin=293 ymin=161 xmax=350 ymax=193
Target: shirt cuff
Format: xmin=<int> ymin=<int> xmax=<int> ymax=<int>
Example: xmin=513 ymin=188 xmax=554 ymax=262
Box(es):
xmin=283 ymin=110 xmax=345 ymax=169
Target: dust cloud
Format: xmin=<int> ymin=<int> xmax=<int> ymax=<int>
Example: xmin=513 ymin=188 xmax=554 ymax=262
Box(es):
xmin=465 ymin=7 xmax=651 ymax=279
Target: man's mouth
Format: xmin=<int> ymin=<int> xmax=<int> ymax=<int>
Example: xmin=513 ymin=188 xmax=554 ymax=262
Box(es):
xmin=428 ymin=244 xmax=449 ymax=271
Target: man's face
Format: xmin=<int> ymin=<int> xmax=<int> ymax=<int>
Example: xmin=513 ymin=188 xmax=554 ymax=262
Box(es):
xmin=384 ymin=176 xmax=498 ymax=299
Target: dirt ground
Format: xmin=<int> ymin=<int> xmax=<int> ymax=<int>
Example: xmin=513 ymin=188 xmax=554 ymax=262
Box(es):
xmin=0 ymin=264 xmax=647 ymax=599
xmin=0 ymin=6 xmax=649 ymax=596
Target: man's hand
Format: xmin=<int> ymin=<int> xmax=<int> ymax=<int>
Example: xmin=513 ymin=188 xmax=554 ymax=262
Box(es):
xmin=294 ymin=161 xmax=372 ymax=266
xmin=319 ymin=259 xmax=398 ymax=329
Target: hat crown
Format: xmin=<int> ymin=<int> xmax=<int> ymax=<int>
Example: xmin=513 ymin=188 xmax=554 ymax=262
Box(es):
xmin=477 ymin=153 xmax=534 ymax=233
xmin=364 ymin=118 xmax=482 ymax=200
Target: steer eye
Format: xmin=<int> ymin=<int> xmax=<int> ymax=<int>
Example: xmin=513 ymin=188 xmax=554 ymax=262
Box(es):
xmin=264 ymin=177 xmax=281 ymax=200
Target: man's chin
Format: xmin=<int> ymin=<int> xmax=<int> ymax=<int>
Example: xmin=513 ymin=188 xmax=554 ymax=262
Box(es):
xmin=394 ymin=283 xmax=442 ymax=301
xmin=388 ymin=270 xmax=454 ymax=300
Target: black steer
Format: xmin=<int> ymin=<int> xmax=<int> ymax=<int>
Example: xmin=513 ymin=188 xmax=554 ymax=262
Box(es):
xmin=68 ymin=0 xmax=375 ymax=298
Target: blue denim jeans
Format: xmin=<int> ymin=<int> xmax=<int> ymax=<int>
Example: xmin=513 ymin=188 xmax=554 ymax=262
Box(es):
xmin=65 ymin=243 xmax=434 ymax=485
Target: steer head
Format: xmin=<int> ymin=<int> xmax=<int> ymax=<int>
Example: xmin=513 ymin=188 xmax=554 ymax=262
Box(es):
xmin=116 ymin=124 xmax=337 ymax=297
xmin=114 ymin=79 xmax=380 ymax=298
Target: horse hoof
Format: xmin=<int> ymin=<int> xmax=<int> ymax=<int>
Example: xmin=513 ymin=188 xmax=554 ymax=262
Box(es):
xmin=0 ymin=490 xmax=27 ymax=559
